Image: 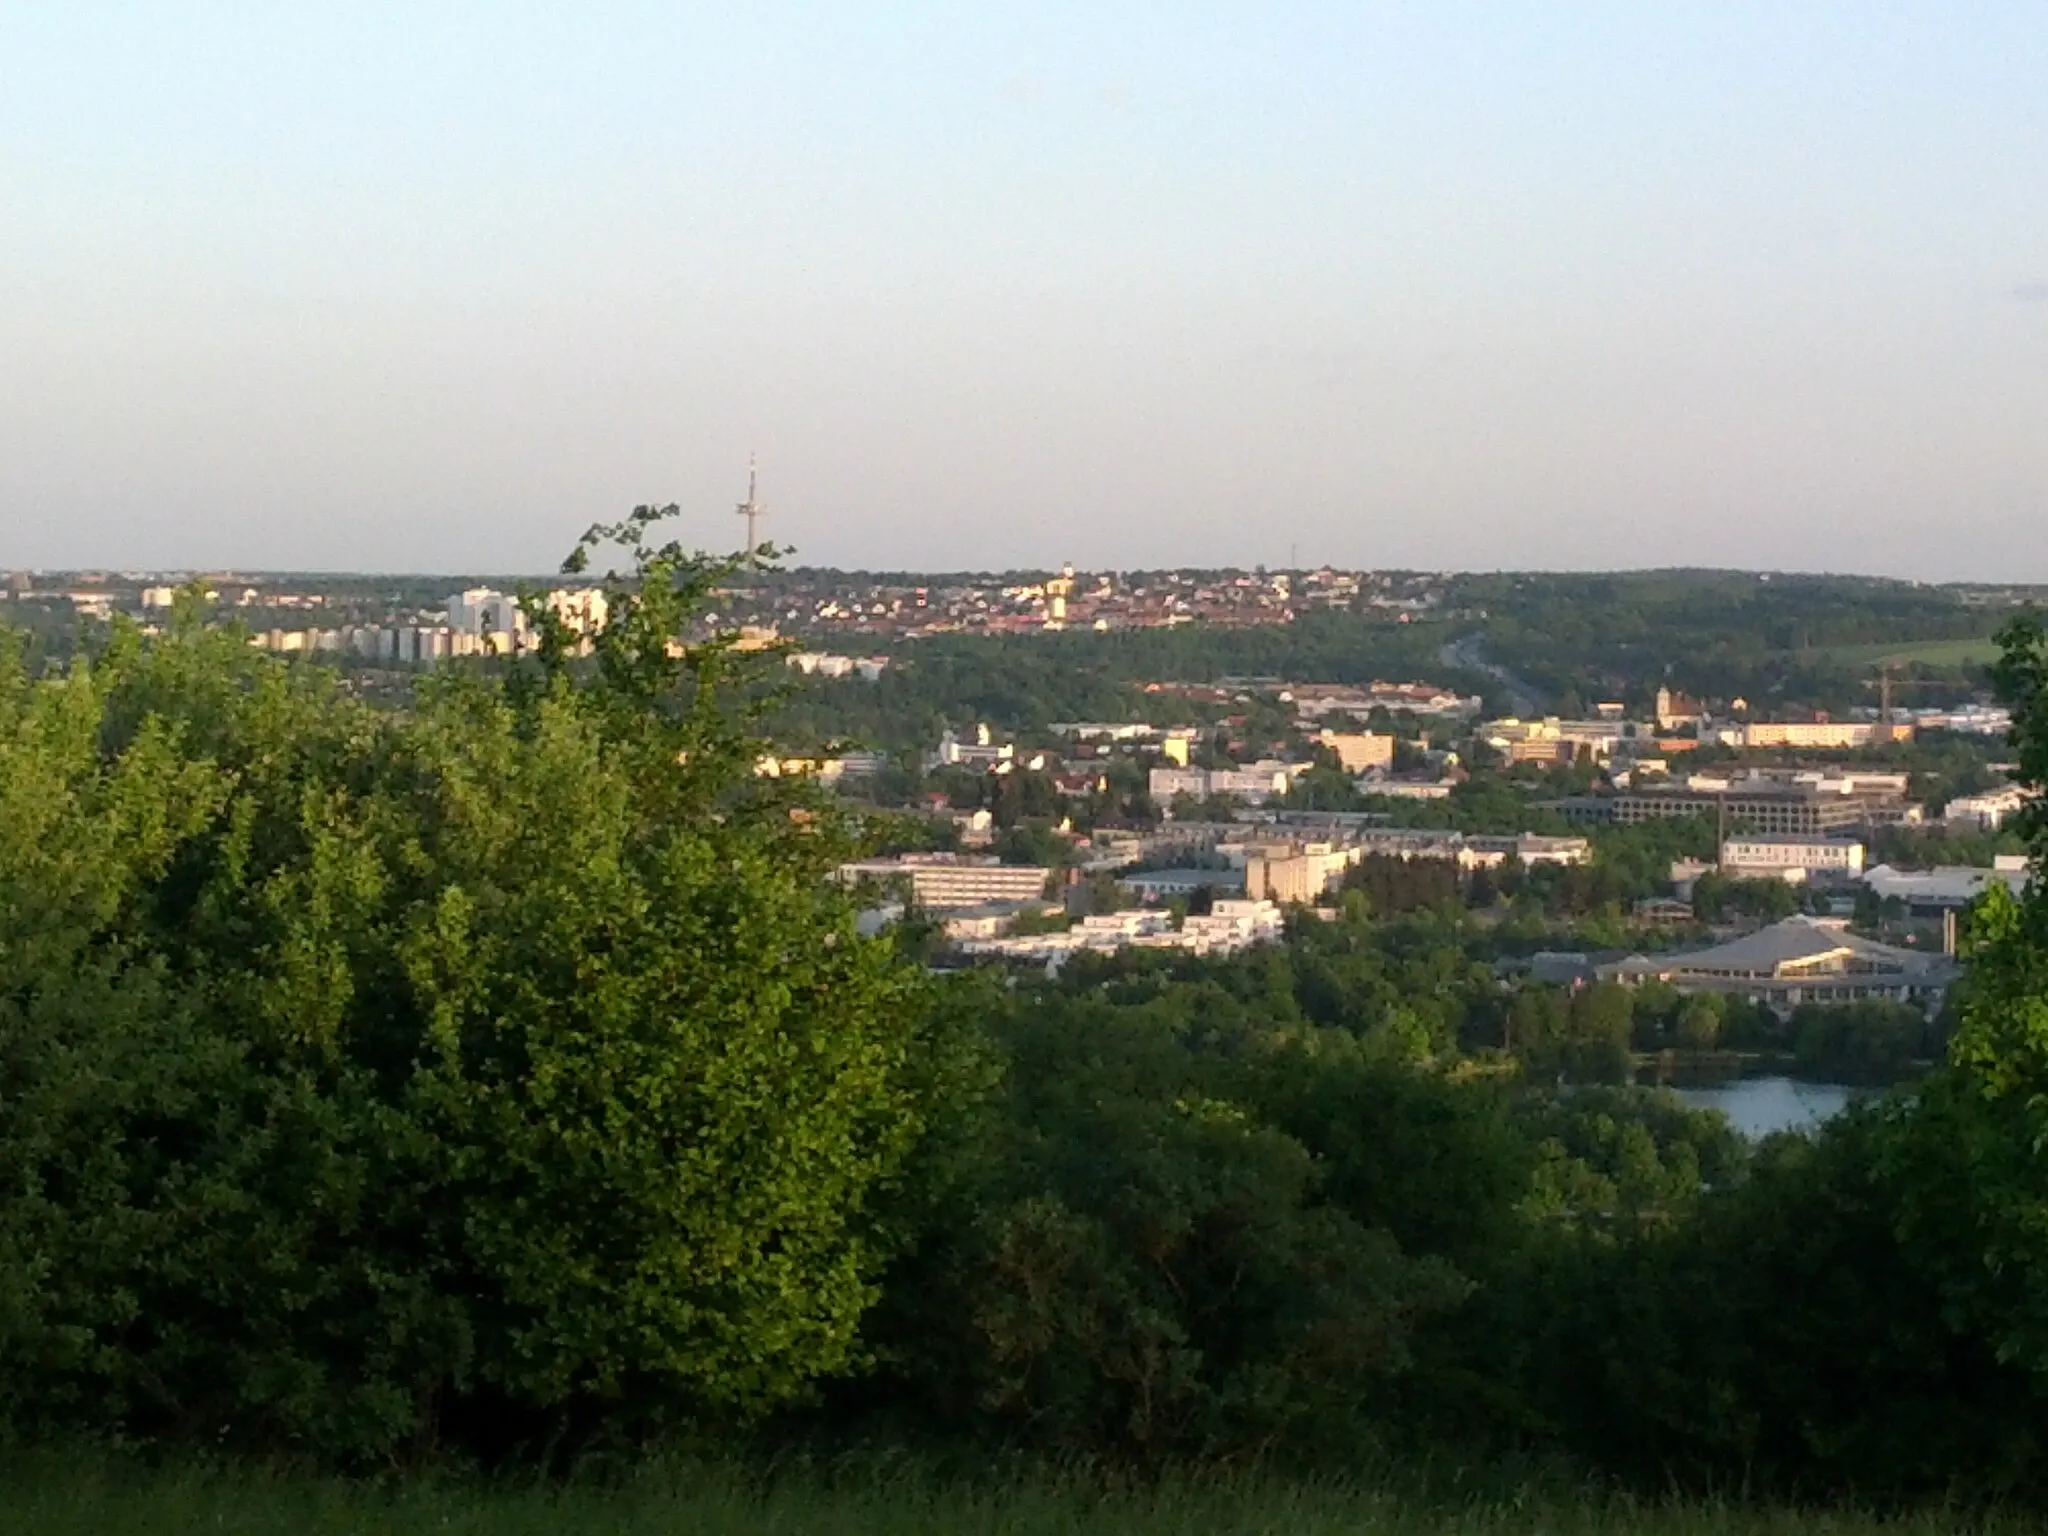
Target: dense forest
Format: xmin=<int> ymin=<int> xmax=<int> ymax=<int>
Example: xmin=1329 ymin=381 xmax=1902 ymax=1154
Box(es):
xmin=4 ymin=527 xmax=2048 ymax=1510
xmin=1457 ymin=569 xmax=2018 ymax=710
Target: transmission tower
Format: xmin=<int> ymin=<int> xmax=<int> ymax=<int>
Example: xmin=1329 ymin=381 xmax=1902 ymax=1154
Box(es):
xmin=735 ymin=455 xmax=767 ymax=569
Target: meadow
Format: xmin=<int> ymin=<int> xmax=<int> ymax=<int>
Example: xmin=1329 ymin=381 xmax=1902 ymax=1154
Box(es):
xmin=1810 ymin=636 xmax=2005 ymax=668
xmin=3 ymin=1458 xmax=2031 ymax=1536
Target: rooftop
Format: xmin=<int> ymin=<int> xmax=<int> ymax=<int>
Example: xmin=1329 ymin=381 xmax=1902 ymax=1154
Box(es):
xmin=1864 ymin=863 xmax=2029 ymax=906
xmin=1607 ymin=915 xmax=1953 ymax=983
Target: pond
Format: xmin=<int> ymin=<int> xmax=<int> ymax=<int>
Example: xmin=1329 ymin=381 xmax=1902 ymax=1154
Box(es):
xmin=1673 ymin=1076 xmax=1858 ymax=1138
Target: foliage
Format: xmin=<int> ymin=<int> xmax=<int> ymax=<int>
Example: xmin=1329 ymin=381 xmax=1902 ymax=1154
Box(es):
xmin=1514 ymin=1087 xmax=1744 ymax=1227
xmin=1504 ymin=982 xmax=1637 ymax=1085
xmin=1429 ymin=614 xmax=2048 ymax=1502
xmin=1457 ymin=569 xmax=2017 ymax=713
xmin=10 ymin=590 xmax=2048 ymax=1505
xmin=1688 ymin=870 xmax=1802 ymax=923
xmin=864 ymin=995 xmax=1498 ymax=1463
xmin=1787 ymin=1000 xmax=1931 ymax=1081
xmin=0 ymin=516 xmax=941 ymax=1461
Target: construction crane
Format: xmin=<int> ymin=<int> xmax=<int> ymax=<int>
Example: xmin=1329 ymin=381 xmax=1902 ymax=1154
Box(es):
xmin=1860 ymin=660 xmax=1948 ymax=738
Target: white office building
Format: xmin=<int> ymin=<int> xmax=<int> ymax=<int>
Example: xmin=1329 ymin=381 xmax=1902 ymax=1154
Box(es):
xmin=1862 ymin=858 xmax=2031 ymax=912
xmin=1720 ymin=836 xmax=1866 ymax=884
xmin=1148 ymin=761 xmax=1306 ymax=807
xmin=1944 ymin=786 xmax=2030 ymax=831
xmin=446 ymin=588 xmax=526 ymax=640
xmin=835 ymin=855 xmax=1055 ymax=909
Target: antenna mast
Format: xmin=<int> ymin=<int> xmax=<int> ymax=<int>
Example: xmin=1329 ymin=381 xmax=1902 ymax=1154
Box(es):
xmin=735 ymin=455 xmax=766 ymax=570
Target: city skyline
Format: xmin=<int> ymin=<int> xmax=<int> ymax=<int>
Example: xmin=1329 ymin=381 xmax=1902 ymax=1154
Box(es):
xmin=5 ymin=5 xmax=2046 ymax=580
xmin=16 ymin=547 xmax=2048 ymax=586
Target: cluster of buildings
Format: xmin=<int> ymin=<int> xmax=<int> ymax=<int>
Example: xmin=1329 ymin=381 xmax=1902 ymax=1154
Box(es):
xmin=32 ymin=580 xmax=280 ymax=620
xmin=1227 ymin=830 xmax=1587 ymax=903
xmin=754 ymin=749 xmax=889 ymax=783
xmin=836 ymin=819 xmax=1599 ymax=966
xmin=1484 ymin=697 xmax=2016 ymax=774
xmin=249 ymin=587 xmax=613 ymax=663
xmin=1549 ymin=767 xmax=1926 ymax=836
xmin=1545 ymin=846 xmax=2033 ymax=1020
xmin=910 ymin=700 xmax=1463 ymax=813
xmin=951 ymin=901 xmax=1288 ymax=969
xmin=830 ymin=849 xmax=1293 ymax=970
xmin=1566 ymin=766 xmax=2033 ymax=907
xmin=1627 ymin=769 xmax=2032 ymax=909
xmin=712 ymin=567 xmax=1448 ymax=641
xmin=1942 ymin=784 xmax=2033 ymax=830
xmin=1664 ymin=834 xmax=2029 ymax=930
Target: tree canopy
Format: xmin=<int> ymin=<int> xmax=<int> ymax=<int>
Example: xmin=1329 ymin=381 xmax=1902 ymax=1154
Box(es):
xmin=0 ymin=516 xmax=940 ymax=1459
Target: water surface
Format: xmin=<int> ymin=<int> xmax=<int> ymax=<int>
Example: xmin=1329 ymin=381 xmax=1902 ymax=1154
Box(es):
xmin=1675 ymin=1076 xmax=1855 ymax=1138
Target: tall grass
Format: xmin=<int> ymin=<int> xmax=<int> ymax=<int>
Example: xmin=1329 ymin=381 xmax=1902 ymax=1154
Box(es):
xmin=1 ymin=1456 xmax=2030 ymax=1536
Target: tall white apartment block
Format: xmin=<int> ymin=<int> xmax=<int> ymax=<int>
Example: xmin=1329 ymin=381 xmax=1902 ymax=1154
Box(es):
xmin=446 ymin=588 xmax=525 ymax=639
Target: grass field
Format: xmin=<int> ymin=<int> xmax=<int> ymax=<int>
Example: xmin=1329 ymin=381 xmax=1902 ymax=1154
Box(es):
xmin=1808 ymin=637 xmax=2006 ymax=669
xmin=3 ymin=1458 xmax=2032 ymax=1536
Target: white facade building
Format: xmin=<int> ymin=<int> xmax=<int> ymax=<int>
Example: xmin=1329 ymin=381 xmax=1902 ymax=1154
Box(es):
xmin=1316 ymin=730 xmax=1395 ymax=773
xmin=955 ymin=899 xmax=1286 ymax=970
xmin=835 ymin=855 xmax=1054 ymax=909
xmin=1117 ymin=867 xmax=1247 ymax=901
xmin=1720 ymin=836 xmax=1867 ymax=884
xmin=1862 ymin=858 xmax=2030 ymax=912
xmin=1242 ymin=843 xmax=1357 ymax=904
xmin=1148 ymin=761 xmax=1306 ymax=807
xmin=930 ymin=726 xmax=1015 ymax=771
xmin=544 ymin=586 xmax=609 ymax=635
xmin=1944 ymin=786 xmax=2029 ymax=831
xmin=446 ymin=588 xmax=524 ymax=639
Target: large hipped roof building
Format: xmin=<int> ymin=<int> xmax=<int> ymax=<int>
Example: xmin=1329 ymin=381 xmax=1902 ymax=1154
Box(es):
xmin=1598 ymin=916 xmax=1956 ymax=1014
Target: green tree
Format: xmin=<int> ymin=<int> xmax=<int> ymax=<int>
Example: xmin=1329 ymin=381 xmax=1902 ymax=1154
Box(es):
xmin=0 ymin=516 xmax=944 ymax=1459
xmin=1673 ymin=993 xmax=1725 ymax=1051
xmin=880 ymin=1000 xmax=1472 ymax=1464
xmin=1868 ymin=618 xmax=2048 ymax=1384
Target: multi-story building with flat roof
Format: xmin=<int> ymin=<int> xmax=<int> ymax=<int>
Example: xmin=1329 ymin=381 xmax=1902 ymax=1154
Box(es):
xmin=1944 ymin=785 xmax=2030 ymax=831
xmin=1717 ymin=720 xmax=1914 ymax=749
xmin=1315 ymin=730 xmax=1395 ymax=773
xmin=1862 ymin=858 xmax=2030 ymax=914
xmin=1720 ymin=835 xmax=1866 ymax=883
xmin=1346 ymin=829 xmax=1590 ymax=869
xmin=1149 ymin=762 xmax=1306 ymax=806
xmin=1611 ymin=785 xmax=1898 ymax=837
xmin=1242 ymin=843 xmax=1357 ymax=904
xmin=836 ymin=856 xmax=1055 ymax=909
xmin=1117 ymin=867 xmax=1247 ymax=901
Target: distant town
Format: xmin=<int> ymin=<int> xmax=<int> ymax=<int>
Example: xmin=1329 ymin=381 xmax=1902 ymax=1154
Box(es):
xmin=11 ymin=559 xmax=2032 ymax=1007
xmin=0 ymin=560 xmax=1442 ymax=659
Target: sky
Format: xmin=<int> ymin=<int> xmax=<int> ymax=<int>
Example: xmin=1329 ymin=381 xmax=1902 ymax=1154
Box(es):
xmin=3 ymin=3 xmax=2046 ymax=578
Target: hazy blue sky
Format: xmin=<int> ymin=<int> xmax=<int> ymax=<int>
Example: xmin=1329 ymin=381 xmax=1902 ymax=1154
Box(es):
xmin=4 ymin=3 xmax=2045 ymax=577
